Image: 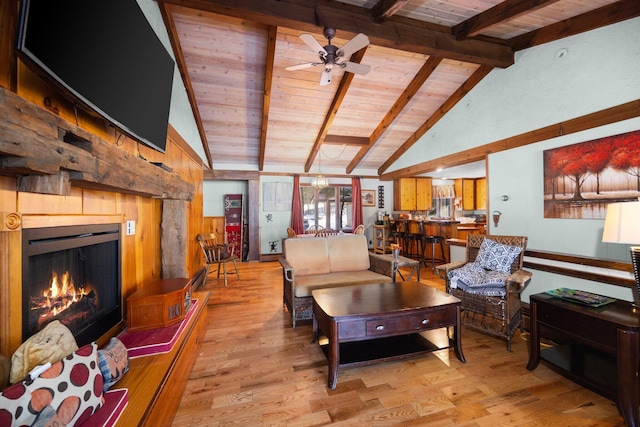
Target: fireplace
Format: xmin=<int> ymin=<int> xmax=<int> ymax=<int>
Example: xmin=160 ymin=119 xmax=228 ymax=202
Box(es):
xmin=22 ymin=223 xmax=122 ymax=347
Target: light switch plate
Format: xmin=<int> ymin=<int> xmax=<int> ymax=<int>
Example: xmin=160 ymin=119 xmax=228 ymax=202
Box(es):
xmin=126 ymin=220 xmax=136 ymax=236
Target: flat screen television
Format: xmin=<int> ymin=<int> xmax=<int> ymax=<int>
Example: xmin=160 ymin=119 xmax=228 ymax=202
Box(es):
xmin=17 ymin=0 xmax=175 ymax=153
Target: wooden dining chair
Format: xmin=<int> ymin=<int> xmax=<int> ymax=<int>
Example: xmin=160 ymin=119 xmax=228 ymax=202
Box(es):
xmin=196 ymin=233 xmax=240 ymax=286
xmin=315 ymin=228 xmax=340 ymax=237
xmin=287 ymin=227 xmax=297 ymax=237
xmin=306 ymin=224 xmax=323 ymax=234
xmin=354 ymin=224 xmax=365 ymax=235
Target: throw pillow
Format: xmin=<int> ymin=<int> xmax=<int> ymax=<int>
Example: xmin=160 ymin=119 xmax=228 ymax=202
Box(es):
xmin=0 ymin=343 xmax=104 ymax=426
xmin=10 ymin=320 xmax=78 ymax=384
xmin=475 ymin=238 xmax=522 ymax=273
xmin=98 ymin=337 xmax=130 ymax=392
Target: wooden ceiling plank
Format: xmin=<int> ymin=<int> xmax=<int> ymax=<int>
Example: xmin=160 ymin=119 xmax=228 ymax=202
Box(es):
xmin=371 ymin=0 xmax=411 ymax=23
xmin=158 ymin=0 xmax=514 ymax=68
xmin=378 ymin=64 xmax=493 ymax=175
xmin=509 ymin=0 xmax=640 ymax=51
xmin=260 ymin=26 xmax=278 ymax=171
xmin=453 ymin=0 xmax=563 ymax=40
xmin=158 ymin=3 xmax=213 ymax=169
xmin=324 ymin=135 xmax=370 ymax=145
xmin=346 ymin=55 xmax=443 ymax=174
xmin=381 ymin=98 xmax=640 ymax=180
xmin=304 ymin=47 xmax=368 ymax=172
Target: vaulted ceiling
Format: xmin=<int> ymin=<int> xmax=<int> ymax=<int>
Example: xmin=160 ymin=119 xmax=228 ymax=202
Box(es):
xmin=156 ymin=0 xmax=639 ymax=180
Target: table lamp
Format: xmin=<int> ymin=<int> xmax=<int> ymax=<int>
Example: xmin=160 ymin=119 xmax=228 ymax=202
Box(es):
xmin=602 ymin=199 xmax=640 ymax=307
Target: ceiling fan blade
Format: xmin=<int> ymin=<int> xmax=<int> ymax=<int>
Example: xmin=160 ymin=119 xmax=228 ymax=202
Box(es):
xmin=342 ymin=61 xmax=370 ymax=75
xmin=320 ymin=68 xmax=333 ymax=86
xmin=337 ymin=33 xmax=369 ymax=59
xmin=299 ymin=33 xmax=327 ymax=56
xmin=285 ymin=62 xmax=320 ymax=71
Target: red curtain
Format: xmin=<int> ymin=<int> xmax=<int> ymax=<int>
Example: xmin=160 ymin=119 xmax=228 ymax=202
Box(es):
xmin=291 ymin=175 xmax=304 ymax=234
xmin=352 ymin=177 xmax=363 ymax=229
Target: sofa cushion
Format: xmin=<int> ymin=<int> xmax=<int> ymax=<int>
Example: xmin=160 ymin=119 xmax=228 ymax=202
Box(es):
xmin=284 ymin=237 xmax=330 ymax=276
xmin=294 ymin=271 xmax=392 ymax=297
xmin=327 ymin=235 xmax=370 ymax=273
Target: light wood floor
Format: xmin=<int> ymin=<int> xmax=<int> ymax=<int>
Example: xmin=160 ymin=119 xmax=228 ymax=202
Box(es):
xmin=172 ymin=261 xmax=624 ymax=426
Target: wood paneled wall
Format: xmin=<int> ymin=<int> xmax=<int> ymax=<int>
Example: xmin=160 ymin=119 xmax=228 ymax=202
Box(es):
xmin=0 ymin=13 xmax=205 ymax=355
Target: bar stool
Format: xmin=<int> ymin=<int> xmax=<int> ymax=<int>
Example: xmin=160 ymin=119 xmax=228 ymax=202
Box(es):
xmin=403 ymin=220 xmax=425 ymax=264
xmin=423 ymin=235 xmax=446 ymax=272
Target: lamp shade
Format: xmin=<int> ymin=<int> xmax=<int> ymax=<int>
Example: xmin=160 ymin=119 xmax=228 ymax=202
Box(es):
xmin=602 ymin=200 xmax=640 ymax=244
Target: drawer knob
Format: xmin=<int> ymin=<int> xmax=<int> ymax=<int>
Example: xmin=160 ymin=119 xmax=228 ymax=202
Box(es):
xmin=376 ymin=325 xmax=384 ymax=331
xmin=421 ymin=319 xmax=428 ymax=325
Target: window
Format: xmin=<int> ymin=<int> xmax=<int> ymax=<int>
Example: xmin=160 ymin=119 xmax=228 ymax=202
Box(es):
xmin=301 ymin=185 xmax=353 ymax=231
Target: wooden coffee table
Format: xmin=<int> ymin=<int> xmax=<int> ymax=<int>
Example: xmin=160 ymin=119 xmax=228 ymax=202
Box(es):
xmin=312 ymin=281 xmax=465 ymax=389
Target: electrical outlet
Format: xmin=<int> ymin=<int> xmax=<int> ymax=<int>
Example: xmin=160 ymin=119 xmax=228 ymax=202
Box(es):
xmin=126 ymin=220 xmax=136 ymax=236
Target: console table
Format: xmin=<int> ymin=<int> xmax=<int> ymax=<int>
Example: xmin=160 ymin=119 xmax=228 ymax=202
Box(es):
xmin=527 ymin=293 xmax=640 ymax=427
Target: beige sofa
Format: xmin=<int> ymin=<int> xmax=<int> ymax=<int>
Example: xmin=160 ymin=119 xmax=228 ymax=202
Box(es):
xmin=279 ymin=234 xmax=394 ymax=327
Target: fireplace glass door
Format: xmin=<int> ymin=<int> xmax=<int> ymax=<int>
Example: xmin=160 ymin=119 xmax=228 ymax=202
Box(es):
xmin=22 ymin=224 xmax=122 ymax=347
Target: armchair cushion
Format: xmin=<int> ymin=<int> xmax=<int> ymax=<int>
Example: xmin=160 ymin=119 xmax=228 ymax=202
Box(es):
xmin=475 ymin=238 xmax=522 ymax=273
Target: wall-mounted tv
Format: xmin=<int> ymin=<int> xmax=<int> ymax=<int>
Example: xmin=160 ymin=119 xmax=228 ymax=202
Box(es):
xmin=17 ymin=0 xmax=175 ymax=153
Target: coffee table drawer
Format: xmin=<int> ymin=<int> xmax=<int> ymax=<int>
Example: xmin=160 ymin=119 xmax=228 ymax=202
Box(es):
xmin=366 ymin=309 xmax=455 ymax=336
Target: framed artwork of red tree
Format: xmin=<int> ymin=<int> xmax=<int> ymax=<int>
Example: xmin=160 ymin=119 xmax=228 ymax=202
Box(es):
xmin=543 ymin=129 xmax=640 ymax=219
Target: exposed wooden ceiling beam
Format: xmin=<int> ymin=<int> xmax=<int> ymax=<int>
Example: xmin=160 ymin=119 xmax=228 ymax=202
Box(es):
xmin=157 ymin=0 xmax=514 ymax=68
xmin=378 ymin=65 xmax=493 ymax=175
xmin=324 ymin=135 xmax=369 ymax=145
xmin=381 ymin=98 xmax=640 ymax=180
xmin=158 ymin=3 xmax=213 ymax=168
xmin=370 ymin=0 xmax=410 ymax=23
xmin=259 ymin=26 xmax=278 ymax=171
xmin=304 ymin=47 xmax=368 ymax=173
xmin=509 ymin=0 xmax=640 ymax=51
xmin=454 ymin=0 xmax=562 ymax=40
xmin=204 ymin=169 xmax=261 ymax=180
xmin=346 ymin=56 xmax=443 ymax=174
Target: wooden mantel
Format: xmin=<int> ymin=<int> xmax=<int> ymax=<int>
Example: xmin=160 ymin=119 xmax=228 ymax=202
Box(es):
xmin=0 ymin=87 xmax=194 ymax=200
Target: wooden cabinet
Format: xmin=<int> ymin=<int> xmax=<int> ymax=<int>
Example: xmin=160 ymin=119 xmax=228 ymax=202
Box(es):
xmin=394 ymin=178 xmax=432 ymax=211
xmin=416 ymin=178 xmax=432 ymax=210
xmin=373 ymin=225 xmax=390 ymax=254
xmin=475 ymin=178 xmax=487 ymax=210
xmin=457 ymin=178 xmax=486 ymax=210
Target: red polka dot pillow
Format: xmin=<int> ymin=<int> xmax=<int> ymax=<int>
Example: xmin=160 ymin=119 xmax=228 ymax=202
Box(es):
xmin=0 ymin=343 xmax=104 ymax=426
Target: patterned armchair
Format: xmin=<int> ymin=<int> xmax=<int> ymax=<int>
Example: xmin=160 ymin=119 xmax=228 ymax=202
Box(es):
xmin=436 ymin=234 xmax=532 ymax=350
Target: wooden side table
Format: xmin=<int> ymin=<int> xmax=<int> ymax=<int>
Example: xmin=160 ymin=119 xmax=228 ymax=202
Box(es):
xmin=527 ymin=292 xmax=640 ymax=426
xmin=380 ymin=253 xmax=420 ymax=282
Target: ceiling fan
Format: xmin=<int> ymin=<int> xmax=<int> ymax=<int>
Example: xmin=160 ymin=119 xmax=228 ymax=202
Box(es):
xmin=286 ymin=27 xmax=370 ymax=86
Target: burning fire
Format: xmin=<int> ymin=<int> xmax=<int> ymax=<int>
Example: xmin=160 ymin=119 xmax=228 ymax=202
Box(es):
xmin=37 ymin=270 xmax=88 ymax=317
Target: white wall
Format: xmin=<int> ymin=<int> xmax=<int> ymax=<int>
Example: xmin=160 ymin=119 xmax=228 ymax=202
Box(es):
xmin=390 ymin=17 xmax=640 ymax=301
xmin=138 ymin=0 xmax=208 ymax=165
xmin=202 ymin=181 xmax=248 ymax=216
